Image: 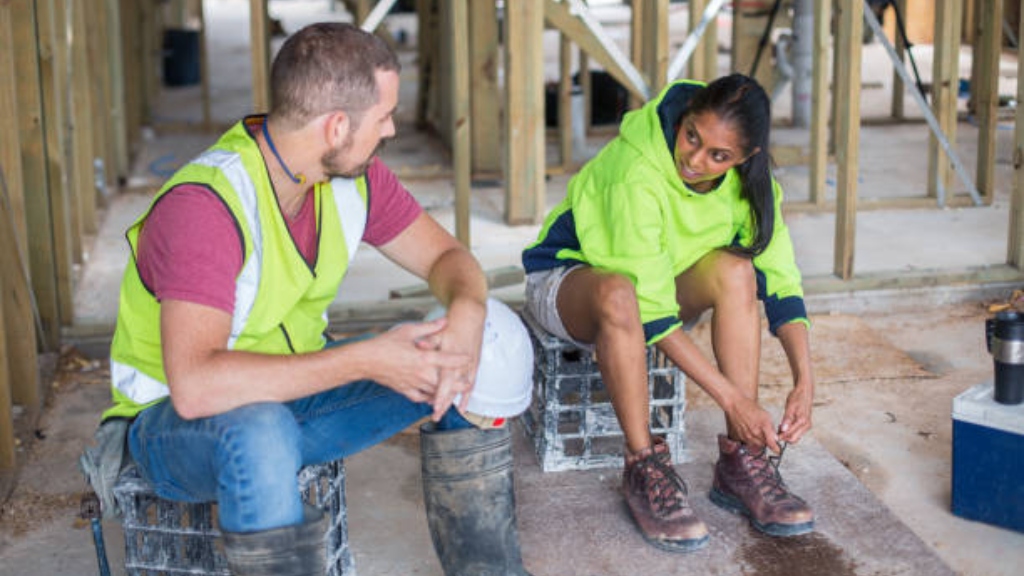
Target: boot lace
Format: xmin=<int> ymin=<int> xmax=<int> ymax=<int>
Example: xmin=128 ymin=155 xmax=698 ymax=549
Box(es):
xmin=630 ymin=450 xmax=690 ymax=517
xmin=742 ymin=441 xmax=791 ymax=504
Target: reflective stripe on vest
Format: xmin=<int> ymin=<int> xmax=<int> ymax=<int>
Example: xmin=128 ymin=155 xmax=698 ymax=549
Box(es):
xmin=110 ymin=154 xmax=366 ymax=407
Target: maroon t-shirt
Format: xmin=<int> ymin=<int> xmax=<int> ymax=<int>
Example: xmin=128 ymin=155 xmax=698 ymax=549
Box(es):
xmin=136 ymin=157 xmax=422 ymax=314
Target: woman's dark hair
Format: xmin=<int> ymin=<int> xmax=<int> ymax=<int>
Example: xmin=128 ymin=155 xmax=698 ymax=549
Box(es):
xmin=685 ymin=73 xmax=774 ymax=257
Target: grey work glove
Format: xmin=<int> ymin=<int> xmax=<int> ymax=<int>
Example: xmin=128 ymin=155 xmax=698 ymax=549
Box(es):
xmin=78 ymin=418 xmax=130 ymax=520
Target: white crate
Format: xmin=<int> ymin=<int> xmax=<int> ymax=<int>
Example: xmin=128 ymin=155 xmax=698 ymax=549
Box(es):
xmin=521 ymin=312 xmax=689 ymax=472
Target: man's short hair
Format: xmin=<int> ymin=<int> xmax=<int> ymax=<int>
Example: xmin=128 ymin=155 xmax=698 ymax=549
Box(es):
xmin=270 ymin=22 xmax=400 ymax=128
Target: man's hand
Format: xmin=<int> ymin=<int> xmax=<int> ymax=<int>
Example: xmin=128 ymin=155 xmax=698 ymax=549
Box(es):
xmin=369 ymin=318 xmax=472 ymax=404
xmin=415 ymin=301 xmax=486 ymax=421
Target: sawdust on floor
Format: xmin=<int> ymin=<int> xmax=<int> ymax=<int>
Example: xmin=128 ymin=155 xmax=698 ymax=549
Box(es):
xmin=685 ymin=313 xmax=937 ymax=410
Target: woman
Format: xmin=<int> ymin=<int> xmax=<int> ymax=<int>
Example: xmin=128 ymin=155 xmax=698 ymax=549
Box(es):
xmin=522 ymin=74 xmax=815 ymax=552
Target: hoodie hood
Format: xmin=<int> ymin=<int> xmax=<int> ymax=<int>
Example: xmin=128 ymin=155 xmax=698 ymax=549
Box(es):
xmin=616 ymin=80 xmax=706 ymax=181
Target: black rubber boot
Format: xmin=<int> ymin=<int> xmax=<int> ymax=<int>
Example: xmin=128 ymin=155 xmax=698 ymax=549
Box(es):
xmin=221 ymin=505 xmax=327 ymax=576
xmin=420 ymin=423 xmax=531 ymax=576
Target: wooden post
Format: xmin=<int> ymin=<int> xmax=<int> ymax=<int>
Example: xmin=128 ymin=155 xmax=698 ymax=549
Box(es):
xmin=250 ymin=0 xmax=271 ymax=113
xmin=808 ymin=0 xmax=830 ymax=206
xmin=503 ymin=0 xmax=545 ymax=225
xmin=10 ymin=0 xmax=55 ymax=398
xmin=1 ymin=0 xmax=41 ymax=434
xmin=559 ymin=34 xmax=574 ymax=170
xmin=416 ymin=0 xmax=438 ymax=129
xmin=688 ymin=0 xmax=716 ymax=81
xmin=1008 ymin=7 xmax=1024 ymax=267
xmin=975 ymin=0 xmax=1003 ymax=204
xmin=105 ymin=0 xmax=129 ymax=182
xmin=643 ymin=0 xmax=669 ymax=90
xmin=832 ymin=0 xmax=862 ymax=280
xmin=890 ymin=0 xmax=908 ymax=119
xmin=449 ymin=0 xmax=470 ymax=246
xmin=119 ymin=0 xmax=142 ymax=160
xmin=580 ymin=51 xmax=591 ymax=134
xmin=731 ymin=0 xmax=776 ymax=90
xmin=927 ymin=0 xmax=961 ymax=203
xmin=87 ymin=0 xmax=116 ymax=200
xmin=35 ymin=0 xmax=75 ymax=325
xmin=199 ymin=0 xmax=212 ymax=130
xmin=0 ymin=1 xmax=27 ymax=250
xmin=70 ymin=0 xmax=98 ymax=235
xmin=468 ymin=0 xmax=500 ymax=174
xmin=0 ymin=273 xmax=14 ymax=479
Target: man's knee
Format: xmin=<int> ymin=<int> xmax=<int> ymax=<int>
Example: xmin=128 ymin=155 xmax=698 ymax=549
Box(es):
xmin=216 ymin=403 xmax=302 ymax=471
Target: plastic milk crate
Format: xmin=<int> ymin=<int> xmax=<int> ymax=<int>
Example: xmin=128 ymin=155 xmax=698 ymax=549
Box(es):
xmin=951 ymin=381 xmax=1024 ymax=533
xmin=521 ymin=311 xmax=689 ymax=472
xmin=112 ymin=460 xmax=355 ymax=575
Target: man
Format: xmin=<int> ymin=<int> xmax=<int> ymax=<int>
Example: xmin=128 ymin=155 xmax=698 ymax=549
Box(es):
xmin=102 ymin=22 xmax=531 ymax=576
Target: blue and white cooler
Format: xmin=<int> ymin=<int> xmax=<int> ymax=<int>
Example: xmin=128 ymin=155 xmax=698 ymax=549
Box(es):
xmin=951 ymin=381 xmax=1024 ymax=533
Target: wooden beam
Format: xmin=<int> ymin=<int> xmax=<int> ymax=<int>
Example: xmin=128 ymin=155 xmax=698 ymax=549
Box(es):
xmin=119 ymin=0 xmax=142 ymax=162
xmin=415 ymin=0 xmax=438 ymax=129
xmin=0 ymin=272 xmax=14 ymax=477
xmin=1 ymin=0 xmax=41 ymax=447
xmin=974 ymin=0 xmax=1003 ymax=204
xmin=504 ymin=0 xmax=545 ymax=224
xmin=731 ymin=0 xmax=776 ymax=90
xmin=105 ymin=0 xmax=129 ymax=182
xmin=70 ymin=0 xmax=98 ymax=236
xmin=688 ymin=0 xmax=714 ymax=80
xmin=808 ymin=0 xmax=830 ymax=206
xmin=641 ymin=0 xmax=669 ymax=89
xmin=544 ymin=0 xmax=649 ymax=102
xmin=890 ymin=0 xmax=908 ymax=119
xmin=1008 ymin=7 xmax=1024 ymax=268
xmin=0 ymin=0 xmax=27 ymax=251
xmin=35 ymin=0 xmax=75 ymax=325
xmin=250 ymin=0 xmax=270 ymax=112
xmin=10 ymin=0 xmax=54 ymax=403
xmin=449 ymin=0 xmax=470 ymax=246
xmin=199 ymin=0 xmax=212 ymax=131
xmin=468 ymin=0 xmax=500 ymax=174
xmin=87 ymin=0 xmax=115 ymax=200
xmin=832 ymin=0 xmax=862 ymax=279
xmin=927 ymin=0 xmax=961 ymax=203
xmin=559 ymin=34 xmax=574 ymax=169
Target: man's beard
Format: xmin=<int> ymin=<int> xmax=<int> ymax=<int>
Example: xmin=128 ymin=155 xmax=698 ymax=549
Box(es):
xmin=321 ymin=136 xmax=389 ymax=179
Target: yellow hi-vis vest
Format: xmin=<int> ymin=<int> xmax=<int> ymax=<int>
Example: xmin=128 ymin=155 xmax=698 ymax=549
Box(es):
xmin=104 ymin=118 xmax=368 ymax=420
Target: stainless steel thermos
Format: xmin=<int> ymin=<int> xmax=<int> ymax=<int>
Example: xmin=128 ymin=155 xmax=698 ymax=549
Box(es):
xmin=986 ymin=311 xmax=1024 ymax=405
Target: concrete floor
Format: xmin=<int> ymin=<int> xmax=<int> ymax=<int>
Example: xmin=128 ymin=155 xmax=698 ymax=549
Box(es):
xmin=3 ymin=1 xmax=1024 ymax=575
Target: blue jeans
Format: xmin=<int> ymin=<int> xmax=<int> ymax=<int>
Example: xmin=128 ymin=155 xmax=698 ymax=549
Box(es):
xmin=127 ymin=361 xmax=471 ymax=533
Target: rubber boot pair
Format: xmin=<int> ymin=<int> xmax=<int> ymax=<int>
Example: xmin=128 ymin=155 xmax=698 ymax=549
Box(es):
xmin=221 ymin=505 xmax=326 ymax=576
xmin=420 ymin=423 xmax=531 ymax=576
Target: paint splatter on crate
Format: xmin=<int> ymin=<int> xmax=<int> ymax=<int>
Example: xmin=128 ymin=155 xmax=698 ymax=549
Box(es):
xmin=112 ymin=460 xmax=354 ymax=575
xmin=521 ymin=312 xmax=689 ymax=472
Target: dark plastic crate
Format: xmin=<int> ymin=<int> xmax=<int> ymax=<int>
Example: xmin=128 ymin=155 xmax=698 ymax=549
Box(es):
xmin=521 ymin=311 xmax=689 ymax=472
xmin=113 ymin=460 xmax=354 ymax=575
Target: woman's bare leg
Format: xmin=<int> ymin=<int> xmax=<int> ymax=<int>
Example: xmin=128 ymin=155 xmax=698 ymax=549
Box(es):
xmin=557 ymin=267 xmax=652 ymax=454
xmin=675 ymin=250 xmax=762 ymax=440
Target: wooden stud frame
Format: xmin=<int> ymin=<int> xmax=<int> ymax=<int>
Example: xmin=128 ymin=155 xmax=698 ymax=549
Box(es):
xmin=832 ymin=0 xmax=863 ymax=279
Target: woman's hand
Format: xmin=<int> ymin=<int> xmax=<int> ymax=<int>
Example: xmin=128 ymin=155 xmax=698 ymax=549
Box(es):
xmin=727 ymin=395 xmax=783 ymax=454
xmin=779 ymin=382 xmax=813 ymax=443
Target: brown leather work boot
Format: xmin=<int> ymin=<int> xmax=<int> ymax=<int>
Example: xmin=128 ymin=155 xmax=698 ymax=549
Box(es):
xmin=623 ymin=437 xmax=709 ymax=552
xmin=709 ymin=434 xmax=815 ymax=536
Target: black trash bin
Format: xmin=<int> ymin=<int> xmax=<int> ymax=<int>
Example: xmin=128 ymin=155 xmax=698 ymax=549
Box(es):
xmin=162 ymin=29 xmax=200 ymax=87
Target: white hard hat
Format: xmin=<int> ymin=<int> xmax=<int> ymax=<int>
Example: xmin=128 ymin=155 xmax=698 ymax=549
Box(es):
xmin=425 ymin=298 xmax=534 ymax=418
